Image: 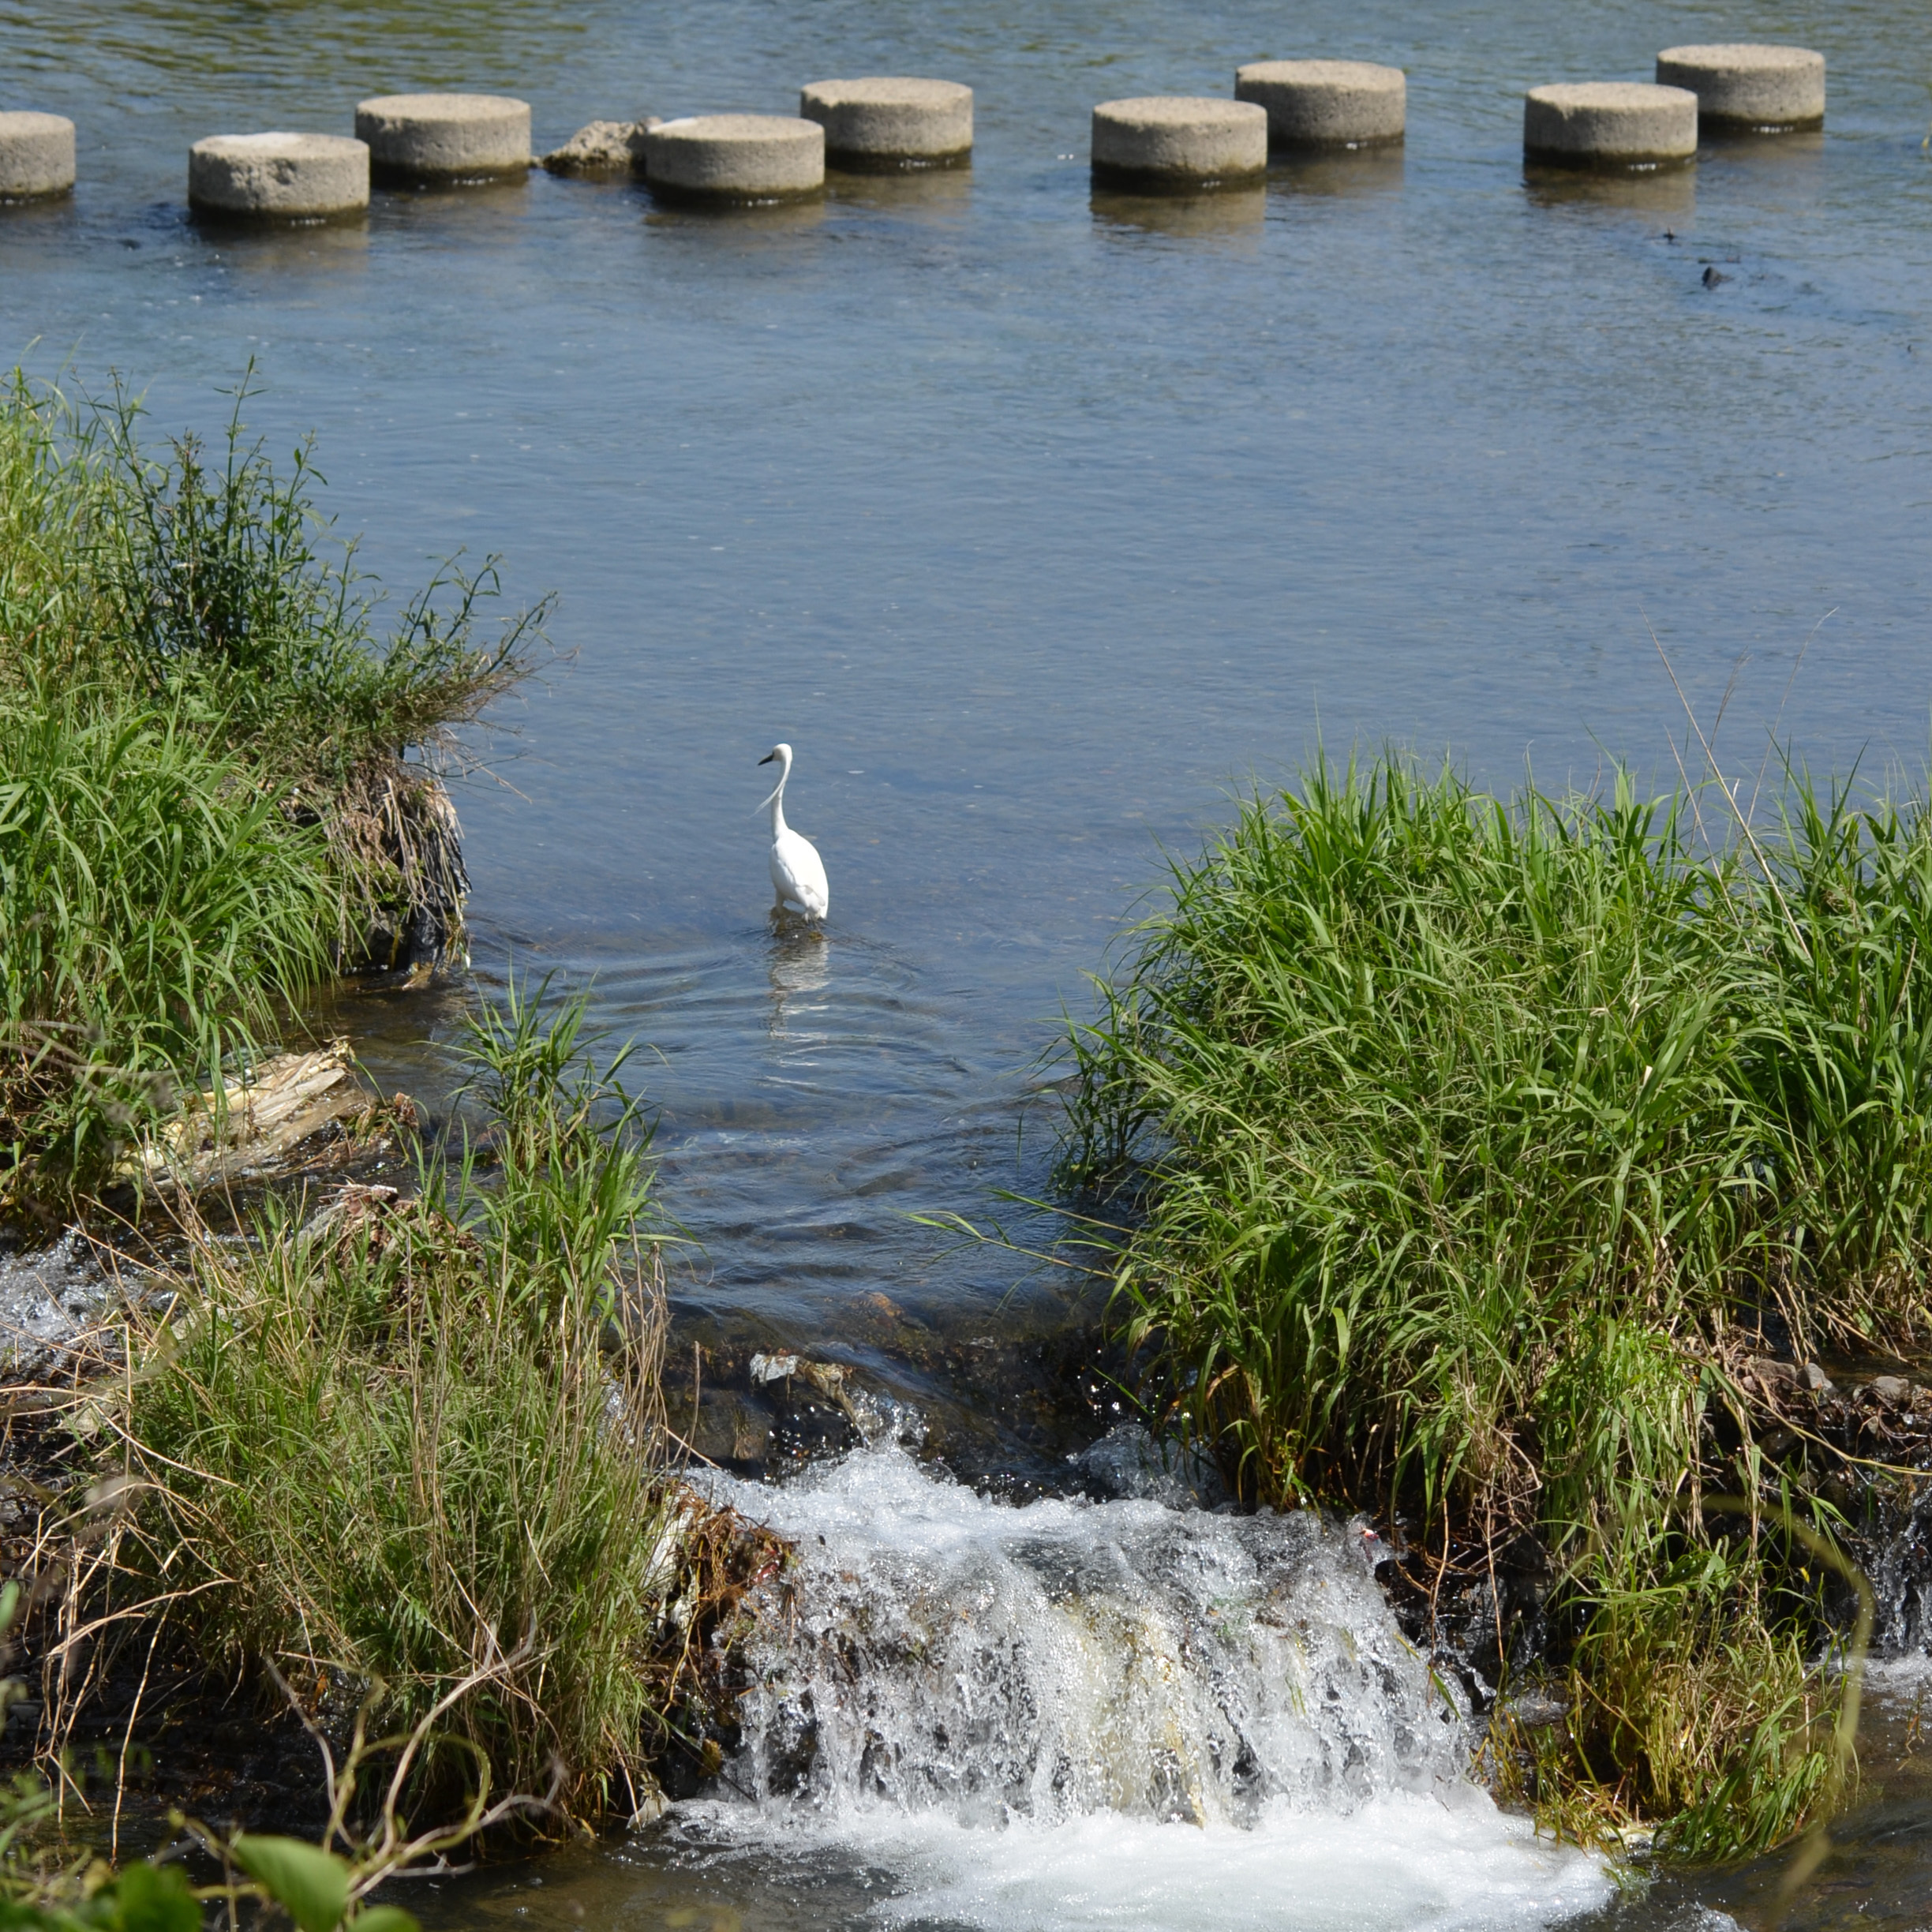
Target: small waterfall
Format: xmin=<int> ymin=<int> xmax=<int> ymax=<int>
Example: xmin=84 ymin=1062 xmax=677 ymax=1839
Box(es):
xmin=1863 ymin=1478 xmax=1932 ymax=1657
xmin=716 ymin=1443 xmax=1462 ymax=1825
xmin=676 ymin=1446 xmax=1612 ymax=1932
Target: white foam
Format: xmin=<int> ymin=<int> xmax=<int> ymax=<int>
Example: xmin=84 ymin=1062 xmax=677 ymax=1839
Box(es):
xmin=673 ymin=1790 xmax=1612 ymax=1932
xmin=710 ymin=1445 xmax=1467 ymax=1825
xmin=1863 ymin=1650 xmax=1932 ymax=1693
xmin=689 ymin=1447 xmax=1612 ymax=1930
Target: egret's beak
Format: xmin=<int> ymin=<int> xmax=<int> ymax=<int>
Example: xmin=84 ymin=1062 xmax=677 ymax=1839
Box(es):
xmin=758 ymin=751 xmax=777 ymax=766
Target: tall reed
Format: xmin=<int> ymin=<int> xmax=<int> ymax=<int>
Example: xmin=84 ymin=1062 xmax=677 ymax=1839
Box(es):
xmin=0 ymin=676 xmax=335 ymax=1193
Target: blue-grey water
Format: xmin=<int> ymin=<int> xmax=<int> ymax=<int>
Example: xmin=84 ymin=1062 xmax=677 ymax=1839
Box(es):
xmin=5 ymin=2 xmax=1931 ymax=1925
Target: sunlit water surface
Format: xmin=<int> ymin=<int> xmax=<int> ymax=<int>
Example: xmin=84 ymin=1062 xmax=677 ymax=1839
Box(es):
xmin=6 ymin=0 xmax=1932 ymax=1924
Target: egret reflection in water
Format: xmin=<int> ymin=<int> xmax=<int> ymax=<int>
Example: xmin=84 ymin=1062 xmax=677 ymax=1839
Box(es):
xmin=765 ymin=926 xmax=832 ymax=1038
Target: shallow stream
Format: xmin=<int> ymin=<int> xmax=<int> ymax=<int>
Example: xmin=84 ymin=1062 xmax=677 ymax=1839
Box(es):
xmin=5 ymin=0 xmax=1932 ymax=1923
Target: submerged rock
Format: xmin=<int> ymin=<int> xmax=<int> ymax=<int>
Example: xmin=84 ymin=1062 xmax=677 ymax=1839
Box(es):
xmin=686 ymin=1388 xmax=777 ymax=1467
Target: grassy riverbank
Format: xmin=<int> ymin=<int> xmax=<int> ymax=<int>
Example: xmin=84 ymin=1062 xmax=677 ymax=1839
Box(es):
xmin=1062 ymin=756 xmax=1932 ymax=1853
xmin=0 ymin=372 xmax=743 ymax=1874
xmin=41 ymin=987 xmax=731 ymax=1835
xmin=0 ymin=998 xmax=747 ymax=1932
xmin=0 ymin=369 xmax=534 ymax=1207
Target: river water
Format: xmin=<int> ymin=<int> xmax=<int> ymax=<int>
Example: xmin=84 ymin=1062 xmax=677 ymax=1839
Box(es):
xmin=5 ymin=0 xmax=1932 ymax=1924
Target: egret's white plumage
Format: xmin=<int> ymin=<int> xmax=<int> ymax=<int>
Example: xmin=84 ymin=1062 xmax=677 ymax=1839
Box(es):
xmin=758 ymin=743 xmax=829 ymax=921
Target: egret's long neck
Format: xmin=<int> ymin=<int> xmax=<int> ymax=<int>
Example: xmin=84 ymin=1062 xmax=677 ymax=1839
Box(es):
xmin=766 ymin=757 xmax=792 ymax=838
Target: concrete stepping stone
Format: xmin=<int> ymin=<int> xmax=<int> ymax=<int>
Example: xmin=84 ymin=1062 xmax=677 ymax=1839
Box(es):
xmin=354 ymin=93 xmax=530 ymax=182
xmin=1234 ymin=60 xmax=1405 ymax=149
xmin=0 ymin=111 xmax=75 ymax=199
xmin=799 ymin=77 xmax=973 ymax=169
xmin=188 ymin=132 xmax=369 ymax=218
xmin=642 ymin=114 xmax=825 ymax=203
xmin=1655 ymin=44 xmax=1825 ymax=133
xmin=1091 ymin=96 xmax=1267 ymax=191
xmin=1523 ymin=82 xmax=1698 ymax=170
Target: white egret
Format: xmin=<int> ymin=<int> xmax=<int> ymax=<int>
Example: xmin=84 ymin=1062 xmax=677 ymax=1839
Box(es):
xmin=757 ymin=743 xmax=829 ymax=922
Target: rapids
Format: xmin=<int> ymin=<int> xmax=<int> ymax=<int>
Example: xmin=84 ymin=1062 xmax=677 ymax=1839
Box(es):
xmin=655 ymin=1444 xmax=1614 ymax=1932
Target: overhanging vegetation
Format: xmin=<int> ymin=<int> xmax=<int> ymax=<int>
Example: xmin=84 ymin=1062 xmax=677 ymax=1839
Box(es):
xmin=1061 ymin=754 xmax=1932 ymax=1852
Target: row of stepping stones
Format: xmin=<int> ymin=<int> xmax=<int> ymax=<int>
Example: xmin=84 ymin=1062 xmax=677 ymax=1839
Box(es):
xmin=0 ymin=46 xmax=1826 ymax=215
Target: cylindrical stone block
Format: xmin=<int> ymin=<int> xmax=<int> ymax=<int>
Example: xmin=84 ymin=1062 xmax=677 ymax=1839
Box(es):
xmin=1523 ymin=83 xmax=1698 ymax=170
xmin=1655 ymin=44 xmax=1825 ymax=133
xmin=354 ymin=94 xmax=530 ymax=182
xmin=1234 ymin=61 xmax=1405 ymax=149
xmin=188 ymin=133 xmax=370 ymax=219
xmin=0 ymin=112 xmax=75 ymax=199
xmin=799 ymin=77 xmax=972 ymax=169
xmin=642 ymin=114 xmax=825 ymax=202
xmin=1091 ymin=97 xmax=1267 ymax=191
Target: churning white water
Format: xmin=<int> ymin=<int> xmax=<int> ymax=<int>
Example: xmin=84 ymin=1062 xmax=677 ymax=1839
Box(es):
xmin=680 ymin=1445 xmax=1612 ymax=1932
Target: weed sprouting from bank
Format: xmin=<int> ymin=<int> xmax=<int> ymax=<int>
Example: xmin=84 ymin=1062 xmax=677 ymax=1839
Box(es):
xmin=1060 ymin=754 xmax=1932 ymax=1854
xmin=0 ymin=368 xmax=540 ymax=1205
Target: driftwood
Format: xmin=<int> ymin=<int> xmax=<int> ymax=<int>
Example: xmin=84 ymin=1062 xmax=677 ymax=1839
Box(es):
xmin=129 ymin=1040 xmax=376 ymax=1191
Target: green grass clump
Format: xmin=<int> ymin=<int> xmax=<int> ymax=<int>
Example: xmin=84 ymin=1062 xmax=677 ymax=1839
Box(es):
xmin=0 ymin=369 xmax=533 ymax=793
xmin=88 ymin=375 xmax=534 ymax=802
xmin=1062 ymin=754 xmax=1932 ymax=1852
xmin=0 ymin=368 xmax=538 ymax=1200
xmin=1489 ymin=1515 xmax=1853 ymax=1856
xmin=107 ymin=986 xmax=687 ymax=1825
xmin=0 ymin=677 xmax=336 ymax=1189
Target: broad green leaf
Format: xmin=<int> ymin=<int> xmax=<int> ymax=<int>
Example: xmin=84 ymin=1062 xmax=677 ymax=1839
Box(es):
xmin=231 ymin=1836 xmax=350 ymax=1932
xmin=107 ymin=1862 xmax=200 ymax=1932
xmin=347 ymin=1908 xmax=421 ymax=1932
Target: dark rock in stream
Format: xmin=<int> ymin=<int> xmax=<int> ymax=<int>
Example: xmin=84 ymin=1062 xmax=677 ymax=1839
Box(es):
xmin=684 ymin=1387 xmax=777 ymax=1468
xmin=674 ymin=1352 xmax=874 ymax=1475
xmin=1382 ymin=1527 xmax=1557 ymax=1714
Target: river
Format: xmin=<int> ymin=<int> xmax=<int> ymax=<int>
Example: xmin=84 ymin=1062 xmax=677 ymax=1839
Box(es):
xmin=3 ymin=0 xmax=1930 ymax=1924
